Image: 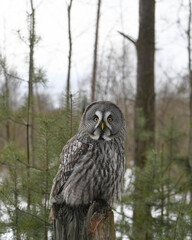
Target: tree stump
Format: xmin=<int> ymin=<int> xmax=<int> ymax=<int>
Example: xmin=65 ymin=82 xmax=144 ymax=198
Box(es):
xmin=53 ymin=200 xmax=116 ymax=240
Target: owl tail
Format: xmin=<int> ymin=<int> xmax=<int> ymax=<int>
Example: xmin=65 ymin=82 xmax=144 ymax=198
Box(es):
xmin=52 ymin=203 xmax=90 ymax=240
xmin=52 ymin=200 xmax=116 ymax=240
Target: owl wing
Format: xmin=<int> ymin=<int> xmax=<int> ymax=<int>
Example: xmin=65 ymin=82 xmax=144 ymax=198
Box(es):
xmin=50 ymin=135 xmax=89 ymax=204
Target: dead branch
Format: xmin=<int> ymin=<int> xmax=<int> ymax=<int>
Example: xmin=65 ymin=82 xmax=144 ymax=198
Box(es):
xmin=118 ymin=31 xmax=137 ymax=47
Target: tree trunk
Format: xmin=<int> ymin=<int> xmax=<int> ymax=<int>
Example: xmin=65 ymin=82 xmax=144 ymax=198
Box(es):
xmin=133 ymin=0 xmax=155 ymax=239
xmin=66 ymin=0 xmax=73 ymax=113
xmin=187 ymin=0 xmax=192 ymax=170
xmin=3 ymin=60 xmax=10 ymax=142
xmin=53 ymin=200 xmax=116 ymax=240
xmin=134 ymin=0 xmax=155 ymax=167
xmin=91 ymin=0 xmax=101 ymax=102
xmin=28 ymin=0 xmax=35 ymax=166
xmin=186 ymin=2 xmax=192 ymax=236
xmin=26 ymin=0 xmax=36 ymax=209
xmin=14 ymin=160 xmax=19 ymax=240
xmin=44 ymin=122 xmax=49 ymax=240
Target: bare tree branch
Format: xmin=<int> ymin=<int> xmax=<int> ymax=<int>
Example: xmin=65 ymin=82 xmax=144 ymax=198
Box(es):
xmin=7 ymin=73 xmax=28 ymax=82
xmin=118 ymin=31 xmax=137 ymax=47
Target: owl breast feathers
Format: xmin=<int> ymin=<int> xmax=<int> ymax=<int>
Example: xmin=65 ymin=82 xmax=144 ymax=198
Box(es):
xmin=50 ymin=101 xmax=126 ymax=206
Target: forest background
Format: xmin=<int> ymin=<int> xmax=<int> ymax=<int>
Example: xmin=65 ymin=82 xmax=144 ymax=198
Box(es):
xmin=0 ymin=0 xmax=192 ymax=239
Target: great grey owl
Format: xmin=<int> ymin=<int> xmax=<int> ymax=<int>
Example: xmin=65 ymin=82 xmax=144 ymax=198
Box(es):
xmin=50 ymin=101 xmax=126 ymax=211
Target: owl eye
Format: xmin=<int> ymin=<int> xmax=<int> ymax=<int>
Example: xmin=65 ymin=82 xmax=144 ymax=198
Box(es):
xmin=93 ymin=116 xmax=99 ymax=122
xmin=107 ymin=116 xmax=113 ymax=122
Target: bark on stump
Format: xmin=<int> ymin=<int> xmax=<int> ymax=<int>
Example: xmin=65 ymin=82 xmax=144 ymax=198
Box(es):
xmin=53 ymin=200 xmax=116 ymax=240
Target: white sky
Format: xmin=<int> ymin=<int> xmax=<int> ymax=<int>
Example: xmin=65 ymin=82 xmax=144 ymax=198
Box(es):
xmin=0 ymin=0 xmax=189 ymax=105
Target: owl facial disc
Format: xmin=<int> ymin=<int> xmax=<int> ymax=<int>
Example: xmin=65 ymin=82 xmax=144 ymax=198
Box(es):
xmin=82 ymin=101 xmax=124 ymax=141
xmin=90 ymin=111 xmax=116 ymax=141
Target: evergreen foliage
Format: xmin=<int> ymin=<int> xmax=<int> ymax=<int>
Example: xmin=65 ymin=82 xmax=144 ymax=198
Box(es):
xmin=0 ymin=94 xmax=80 ymax=239
xmin=1 ymin=94 xmax=192 ymax=239
xmin=115 ymin=117 xmax=192 ymax=240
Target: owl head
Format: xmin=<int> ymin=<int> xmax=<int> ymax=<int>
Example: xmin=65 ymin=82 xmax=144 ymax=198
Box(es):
xmin=79 ymin=101 xmax=125 ymax=141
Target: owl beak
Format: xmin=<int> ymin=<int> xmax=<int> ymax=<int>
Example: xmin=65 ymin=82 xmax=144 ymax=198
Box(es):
xmin=101 ymin=122 xmax=105 ymax=131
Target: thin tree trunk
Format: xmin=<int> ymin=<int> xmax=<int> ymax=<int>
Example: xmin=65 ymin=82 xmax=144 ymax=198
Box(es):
xmin=14 ymin=160 xmax=19 ymax=240
xmin=4 ymin=63 xmax=10 ymax=141
xmin=0 ymin=56 xmax=11 ymax=141
xmin=160 ymin=144 xmax=164 ymax=238
xmin=26 ymin=0 xmax=35 ymax=209
xmin=91 ymin=0 xmax=101 ymax=102
xmin=26 ymin=123 xmax=31 ymax=211
xmin=44 ymin=122 xmax=49 ymax=240
xmin=186 ymin=1 xmax=192 ymax=236
xmin=66 ymin=0 xmax=73 ymax=112
xmin=70 ymin=94 xmax=73 ymax=138
xmin=187 ymin=0 xmax=192 ymax=169
xmin=29 ymin=0 xmax=35 ymax=166
xmin=26 ymin=60 xmax=31 ymax=210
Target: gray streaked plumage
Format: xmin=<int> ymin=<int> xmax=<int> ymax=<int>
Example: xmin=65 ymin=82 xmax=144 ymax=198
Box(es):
xmin=50 ymin=101 xmax=126 ymax=209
